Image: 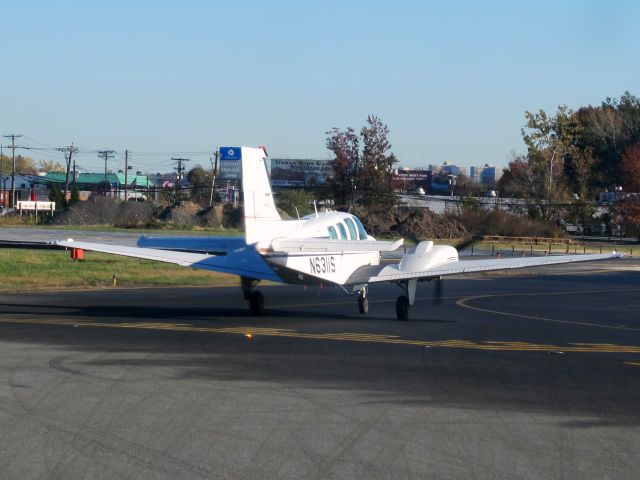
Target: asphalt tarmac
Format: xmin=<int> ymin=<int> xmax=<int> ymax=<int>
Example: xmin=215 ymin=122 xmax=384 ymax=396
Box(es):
xmin=1 ymin=259 xmax=639 ymax=479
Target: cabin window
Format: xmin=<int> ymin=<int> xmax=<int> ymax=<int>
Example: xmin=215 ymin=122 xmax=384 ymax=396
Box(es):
xmin=352 ymin=216 xmax=368 ymax=240
xmin=337 ymin=223 xmax=348 ymax=240
xmin=344 ymin=218 xmax=358 ymax=240
xmin=327 ymin=226 xmax=338 ymax=239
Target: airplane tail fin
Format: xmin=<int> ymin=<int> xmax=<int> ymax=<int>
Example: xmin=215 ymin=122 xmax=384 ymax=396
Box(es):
xmin=238 ymin=146 xmax=282 ymax=244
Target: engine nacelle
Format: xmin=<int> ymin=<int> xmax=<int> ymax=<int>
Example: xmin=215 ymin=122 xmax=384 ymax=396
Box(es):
xmin=399 ymin=241 xmax=459 ymax=272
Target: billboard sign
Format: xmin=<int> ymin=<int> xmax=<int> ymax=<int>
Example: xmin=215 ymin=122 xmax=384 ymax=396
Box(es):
xmin=392 ymin=169 xmax=431 ymax=191
xmin=270 ymin=158 xmax=334 ymax=187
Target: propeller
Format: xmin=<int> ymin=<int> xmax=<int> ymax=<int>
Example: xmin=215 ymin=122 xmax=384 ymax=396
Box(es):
xmin=403 ymin=236 xmax=480 ymax=305
xmin=405 ymin=235 xmax=480 ymax=253
xmin=433 ymin=276 xmax=443 ymax=305
xmin=453 ymin=236 xmax=481 ymax=253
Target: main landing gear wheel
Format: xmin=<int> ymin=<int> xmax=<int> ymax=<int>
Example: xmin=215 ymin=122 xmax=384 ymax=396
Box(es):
xmin=396 ymin=295 xmax=410 ymax=321
xmin=249 ymin=291 xmax=264 ymax=316
xmin=357 ymin=288 xmax=369 ymax=314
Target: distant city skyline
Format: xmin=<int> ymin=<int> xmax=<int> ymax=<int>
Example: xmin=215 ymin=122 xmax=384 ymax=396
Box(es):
xmin=2 ymin=1 xmax=638 ymax=172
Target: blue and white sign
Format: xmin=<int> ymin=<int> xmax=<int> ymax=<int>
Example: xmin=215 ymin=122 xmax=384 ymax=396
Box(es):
xmin=220 ymin=147 xmax=242 ymax=161
xmin=219 ymin=147 xmax=242 ymax=180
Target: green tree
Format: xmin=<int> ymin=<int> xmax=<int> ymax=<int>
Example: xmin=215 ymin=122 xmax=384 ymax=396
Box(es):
xmin=275 ymin=189 xmax=315 ymax=217
xmin=48 ymin=183 xmax=64 ymax=210
xmin=187 ymin=166 xmax=213 ymax=206
xmin=70 ymin=184 xmax=80 ymax=205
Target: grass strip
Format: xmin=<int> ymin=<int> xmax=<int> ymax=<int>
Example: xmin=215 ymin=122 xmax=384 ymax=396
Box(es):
xmin=0 ymin=249 xmax=238 ymax=292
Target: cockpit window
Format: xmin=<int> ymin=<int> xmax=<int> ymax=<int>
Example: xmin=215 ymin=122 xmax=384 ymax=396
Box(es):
xmin=327 ymin=226 xmax=338 ymax=239
xmin=352 ymin=216 xmax=368 ymax=240
xmin=344 ymin=218 xmax=357 ymax=240
xmin=337 ymin=223 xmax=348 ymax=240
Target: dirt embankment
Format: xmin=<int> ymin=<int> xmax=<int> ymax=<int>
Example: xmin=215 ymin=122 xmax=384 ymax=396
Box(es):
xmin=47 ymin=198 xmax=467 ymax=239
xmin=47 ymin=197 xmax=243 ymax=229
xmin=353 ymin=206 xmax=467 ymax=240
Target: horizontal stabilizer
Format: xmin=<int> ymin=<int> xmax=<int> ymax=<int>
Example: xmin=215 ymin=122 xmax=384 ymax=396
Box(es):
xmin=271 ymin=238 xmax=404 ymax=253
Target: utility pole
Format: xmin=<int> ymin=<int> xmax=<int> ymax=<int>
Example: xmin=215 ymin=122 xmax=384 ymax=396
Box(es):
xmin=97 ymin=150 xmax=115 ymax=197
xmin=3 ymin=134 xmax=22 ymax=208
xmin=209 ymin=150 xmax=219 ymax=207
xmin=57 ymin=144 xmax=78 ymax=206
xmin=124 ymin=149 xmax=129 ymax=201
xmin=171 ymin=157 xmax=190 ymax=202
xmin=0 ymin=144 xmax=4 ymax=208
xmin=72 ymin=157 xmax=77 ymax=195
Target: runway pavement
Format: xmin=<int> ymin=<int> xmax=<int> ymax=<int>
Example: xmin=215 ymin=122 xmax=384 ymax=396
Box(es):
xmin=0 ymin=259 xmax=639 ymax=479
xmin=0 ymin=227 xmax=194 ymax=247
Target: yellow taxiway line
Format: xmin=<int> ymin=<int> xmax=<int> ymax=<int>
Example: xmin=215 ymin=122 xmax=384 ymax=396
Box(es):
xmin=1 ymin=316 xmax=640 ymax=355
xmin=456 ymin=287 xmax=640 ymax=332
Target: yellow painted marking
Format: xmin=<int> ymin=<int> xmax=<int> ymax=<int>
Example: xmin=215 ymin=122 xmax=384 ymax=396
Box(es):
xmin=1 ymin=316 xmax=640 ymax=354
xmin=456 ymin=287 xmax=640 ymax=332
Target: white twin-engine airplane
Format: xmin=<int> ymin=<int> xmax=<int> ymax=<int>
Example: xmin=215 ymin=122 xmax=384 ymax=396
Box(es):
xmin=55 ymin=146 xmax=620 ymax=321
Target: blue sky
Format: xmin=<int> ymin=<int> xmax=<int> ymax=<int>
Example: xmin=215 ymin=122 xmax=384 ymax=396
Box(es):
xmin=2 ymin=0 xmax=638 ymax=172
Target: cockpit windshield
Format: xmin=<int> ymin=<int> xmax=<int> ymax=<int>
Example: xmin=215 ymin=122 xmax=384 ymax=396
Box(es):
xmin=352 ymin=216 xmax=368 ymax=240
xmin=344 ymin=218 xmax=358 ymax=240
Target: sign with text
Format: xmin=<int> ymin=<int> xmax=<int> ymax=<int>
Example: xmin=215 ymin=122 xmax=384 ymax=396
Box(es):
xmin=270 ymin=158 xmax=334 ymax=187
xmin=219 ymin=147 xmax=242 ymax=180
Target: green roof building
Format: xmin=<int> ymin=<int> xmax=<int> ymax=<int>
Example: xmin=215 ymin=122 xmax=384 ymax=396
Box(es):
xmin=42 ymin=172 xmax=151 ymax=188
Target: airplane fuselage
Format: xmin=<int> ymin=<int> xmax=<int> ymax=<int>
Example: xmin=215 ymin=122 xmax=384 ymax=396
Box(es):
xmin=260 ymin=210 xmax=381 ymax=285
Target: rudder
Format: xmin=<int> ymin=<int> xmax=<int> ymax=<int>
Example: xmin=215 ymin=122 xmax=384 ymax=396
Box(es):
xmin=239 ymin=146 xmax=281 ymax=244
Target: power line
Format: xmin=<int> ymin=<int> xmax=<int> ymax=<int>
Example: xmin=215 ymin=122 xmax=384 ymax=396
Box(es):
xmin=97 ymin=150 xmax=116 ymax=189
xmin=171 ymin=157 xmax=190 ymax=201
xmin=56 ymin=144 xmax=78 ymax=205
xmin=124 ymin=149 xmax=129 ymax=201
xmin=3 ymin=134 xmax=23 ymax=208
xmin=0 ymin=144 xmax=4 ymax=207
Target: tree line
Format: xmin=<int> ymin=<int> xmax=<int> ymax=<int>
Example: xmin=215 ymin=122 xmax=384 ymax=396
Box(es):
xmin=319 ymin=94 xmax=640 ymax=237
xmin=497 ymin=91 xmax=640 ymax=236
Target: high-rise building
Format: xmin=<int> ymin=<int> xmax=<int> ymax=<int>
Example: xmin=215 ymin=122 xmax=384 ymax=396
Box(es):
xmin=430 ymin=161 xmax=466 ymax=176
xmin=470 ymin=164 xmax=502 ymax=185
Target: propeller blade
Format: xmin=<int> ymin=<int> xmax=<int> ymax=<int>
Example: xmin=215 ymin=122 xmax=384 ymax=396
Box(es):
xmin=434 ymin=277 xmax=443 ymax=305
xmin=454 ymin=236 xmax=481 ymax=252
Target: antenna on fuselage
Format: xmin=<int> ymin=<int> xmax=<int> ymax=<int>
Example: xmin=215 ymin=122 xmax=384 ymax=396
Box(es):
xmin=295 ymin=207 xmax=300 ymax=220
xmin=313 ymin=200 xmax=319 ymax=219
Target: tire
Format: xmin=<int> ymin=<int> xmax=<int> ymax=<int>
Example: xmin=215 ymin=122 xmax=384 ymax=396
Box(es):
xmin=395 ymin=295 xmax=410 ymax=321
xmin=249 ymin=291 xmax=264 ymax=316
xmin=357 ymin=296 xmax=369 ymax=314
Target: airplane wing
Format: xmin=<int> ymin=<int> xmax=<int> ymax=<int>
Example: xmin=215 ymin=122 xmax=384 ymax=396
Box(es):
xmin=136 ymin=235 xmax=246 ymax=254
xmin=271 ymin=238 xmax=403 ymax=253
xmin=54 ymin=240 xmax=282 ymax=282
xmin=346 ymin=252 xmax=621 ymax=285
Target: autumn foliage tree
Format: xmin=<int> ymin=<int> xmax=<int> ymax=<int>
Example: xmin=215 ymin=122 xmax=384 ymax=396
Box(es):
xmin=615 ymin=143 xmax=640 ymax=238
xmin=359 ymin=115 xmax=398 ymax=207
xmin=325 ymin=126 xmax=359 ymax=207
xmin=325 ymin=116 xmax=397 ymax=209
